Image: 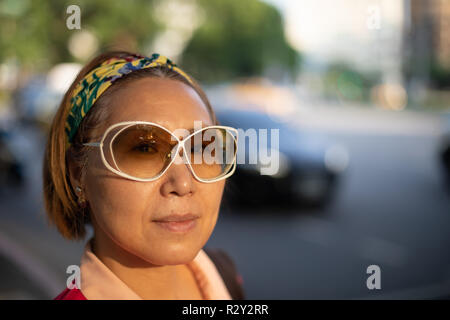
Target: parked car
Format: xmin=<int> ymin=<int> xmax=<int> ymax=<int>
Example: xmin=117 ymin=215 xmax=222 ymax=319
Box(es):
xmin=216 ymin=109 xmax=349 ymax=208
xmin=439 ymin=112 xmax=450 ymax=190
xmin=0 ymin=128 xmax=24 ymax=188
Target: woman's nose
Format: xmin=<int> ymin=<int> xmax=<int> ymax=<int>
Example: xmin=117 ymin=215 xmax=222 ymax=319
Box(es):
xmin=160 ymin=148 xmax=195 ymax=197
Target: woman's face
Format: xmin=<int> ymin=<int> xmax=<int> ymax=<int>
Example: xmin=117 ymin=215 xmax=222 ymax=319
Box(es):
xmin=81 ymin=77 xmax=225 ymax=265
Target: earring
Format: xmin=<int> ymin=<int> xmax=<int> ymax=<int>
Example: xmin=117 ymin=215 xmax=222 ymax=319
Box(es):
xmin=75 ymin=186 xmax=87 ymax=209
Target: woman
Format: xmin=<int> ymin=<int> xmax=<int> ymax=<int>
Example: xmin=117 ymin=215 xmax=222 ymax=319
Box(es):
xmin=43 ymin=51 xmax=244 ymax=300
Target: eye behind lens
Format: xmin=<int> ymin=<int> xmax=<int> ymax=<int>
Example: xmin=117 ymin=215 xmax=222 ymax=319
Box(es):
xmin=132 ymin=143 xmax=158 ymax=154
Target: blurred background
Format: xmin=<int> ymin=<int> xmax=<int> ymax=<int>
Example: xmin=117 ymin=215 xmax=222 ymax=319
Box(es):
xmin=0 ymin=0 xmax=449 ymax=299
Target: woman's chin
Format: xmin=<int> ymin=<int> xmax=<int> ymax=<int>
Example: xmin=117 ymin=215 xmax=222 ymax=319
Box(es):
xmin=140 ymin=243 xmax=201 ymax=266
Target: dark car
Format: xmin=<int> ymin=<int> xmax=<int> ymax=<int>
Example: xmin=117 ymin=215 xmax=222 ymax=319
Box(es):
xmin=0 ymin=128 xmax=24 ymax=188
xmin=439 ymin=112 xmax=450 ymax=190
xmin=216 ymin=109 xmax=349 ymax=209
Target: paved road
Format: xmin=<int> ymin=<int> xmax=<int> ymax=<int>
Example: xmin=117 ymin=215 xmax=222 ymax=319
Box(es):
xmin=208 ymin=106 xmax=450 ymax=299
xmin=1 ymin=107 xmax=449 ymax=299
xmin=209 ymin=132 xmax=450 ymax=299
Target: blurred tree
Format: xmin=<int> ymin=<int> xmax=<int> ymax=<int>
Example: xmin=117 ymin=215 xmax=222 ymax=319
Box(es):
xmin=181 ymin=0 xmax=300 ymax=83
xmin=323 ymin=62 xmax=381 ymax=103
xmin=430 ymin=59 xmax=450 ymax=89
xmin=0 ymin=0 xmax=159 ymax=71
xmin=0 ymin=0 xmax=299 ymax=83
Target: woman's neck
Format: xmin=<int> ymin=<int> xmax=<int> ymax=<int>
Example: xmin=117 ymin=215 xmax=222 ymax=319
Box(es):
xmin=91 ymin=232 xmax=203 ymax=300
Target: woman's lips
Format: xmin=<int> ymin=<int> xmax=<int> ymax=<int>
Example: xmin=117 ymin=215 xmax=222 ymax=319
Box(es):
xmin=154 ymin=219 xmax=198 ymax=233
xmin=152 ymin=213 xmax=199 ymax=233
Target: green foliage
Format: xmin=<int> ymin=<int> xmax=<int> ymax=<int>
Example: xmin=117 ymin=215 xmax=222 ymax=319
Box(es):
xmin=0 ymin=0 xmax=159 ymax=69
xmin=323 ymin=62 xmax=381 ymax=103
xmin=430 ymin=59 xmax=450 ymax=89
xmin=181 ymin=0 xmax=300 ymax=83
xmin=0 ymin=0 xmax=299 ymax=82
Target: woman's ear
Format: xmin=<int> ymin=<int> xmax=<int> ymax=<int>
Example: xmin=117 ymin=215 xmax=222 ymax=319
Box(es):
xmin=67 ymin=153 xmax=84 ymax=191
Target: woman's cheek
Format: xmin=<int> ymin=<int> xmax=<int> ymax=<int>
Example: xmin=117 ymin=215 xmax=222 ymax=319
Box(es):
xmin=87 ymin=177 xmax=152 ymax=243
xmin=198 ymin=183 xmax=224 ymax=242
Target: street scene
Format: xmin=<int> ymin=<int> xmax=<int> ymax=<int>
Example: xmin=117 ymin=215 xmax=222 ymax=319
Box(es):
xmin=0 ymin=0 xmax=449 ymax=300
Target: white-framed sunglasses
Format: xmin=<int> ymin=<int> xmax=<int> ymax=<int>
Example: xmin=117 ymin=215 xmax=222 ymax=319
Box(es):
xmin=83 ymin=121 xmax=238 ymax=183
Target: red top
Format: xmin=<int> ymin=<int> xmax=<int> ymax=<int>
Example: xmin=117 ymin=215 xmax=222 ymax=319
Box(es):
xmin=54 ymin=288 xmax=87 ymax=300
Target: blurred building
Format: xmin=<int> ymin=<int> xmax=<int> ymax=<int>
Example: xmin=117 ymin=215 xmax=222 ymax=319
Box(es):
xmin=404 ymin=0 xmax=450 ymax=84
xmin=414 ymin=0 xmax=450 ymax=70
xmin=432 ymin=0 xmax=450 ymax=69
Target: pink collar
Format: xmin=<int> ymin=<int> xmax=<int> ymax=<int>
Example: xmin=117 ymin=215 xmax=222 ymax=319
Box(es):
xmin=79 ymin=238 xmax=232 ymax=300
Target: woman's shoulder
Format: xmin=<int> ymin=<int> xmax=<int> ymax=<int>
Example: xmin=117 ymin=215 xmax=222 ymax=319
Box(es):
xmin=54 ymin=288 xmax=87 ymax=300
xmin=203 ymin=247 xmax=245 ymax=300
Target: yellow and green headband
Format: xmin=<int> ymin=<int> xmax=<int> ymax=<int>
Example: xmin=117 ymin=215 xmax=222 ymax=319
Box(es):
xmin=65 ymin=53 xmax=193 ymax=148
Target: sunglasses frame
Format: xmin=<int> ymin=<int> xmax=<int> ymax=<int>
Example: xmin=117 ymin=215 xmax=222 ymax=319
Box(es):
xmin=83 ymin=121 xmax=239 ymax=183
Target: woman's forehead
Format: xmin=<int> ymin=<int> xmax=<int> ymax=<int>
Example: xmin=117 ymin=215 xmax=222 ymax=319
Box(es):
xmin=107 ymin=113 xmax=214 ymax=134
xmin=104 ymin=78 xmax=213 ymax=131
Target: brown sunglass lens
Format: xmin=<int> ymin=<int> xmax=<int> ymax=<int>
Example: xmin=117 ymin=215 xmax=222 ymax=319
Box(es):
xmin=184 ymin=128 xmax=237 ymax=180
xmin=108 ymin=124 xmax=176 ymax=179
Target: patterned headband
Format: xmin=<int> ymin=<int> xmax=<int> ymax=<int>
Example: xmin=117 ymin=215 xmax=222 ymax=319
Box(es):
xmin=65 ymin=53 xmax=193 ymax=149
